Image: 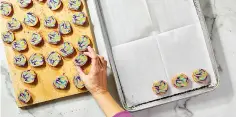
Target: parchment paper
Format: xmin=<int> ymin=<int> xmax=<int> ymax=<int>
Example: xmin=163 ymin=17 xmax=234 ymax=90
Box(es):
xmin=99 ymin=0 xmax=217 ymax=107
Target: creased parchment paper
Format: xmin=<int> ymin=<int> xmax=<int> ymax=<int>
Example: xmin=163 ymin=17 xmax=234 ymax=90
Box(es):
xmin=99 ymin=0 xmax=217 ymax=107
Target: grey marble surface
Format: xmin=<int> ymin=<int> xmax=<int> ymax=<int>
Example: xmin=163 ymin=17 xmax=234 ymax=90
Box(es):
xmin=1 ymin=0 xmax=236 ymax=117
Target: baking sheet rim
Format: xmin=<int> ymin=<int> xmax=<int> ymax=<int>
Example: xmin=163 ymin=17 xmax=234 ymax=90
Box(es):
xmin=93 ymin=0 xmax=220 ymax=111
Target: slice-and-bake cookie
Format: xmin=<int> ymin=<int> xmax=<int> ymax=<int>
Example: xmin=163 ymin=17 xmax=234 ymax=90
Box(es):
xmin=172 ymin=73 xmax=189 ymax=88
xmin=12 ymin=39 xmax=27 ymax=51
xmin=7 ymin=18 xmax=21 ymax=31
xmin=59 ymin=42 xmax=74 ymax=57
xmin=74 ymin=53 xmax=88 ymax=66
xmin=77 ymin=35 xmax=90 ymax=51
xmin=18 ymin=89 xmax=31 ymax=104
xmin=24 ymin=12 xmax=39 ymax=26
xmin=46 ymin=51 xmax=62 ymax=67
xmin=152 ymin=80 xmax=168 ymax=95
xmin=1 ymin=31 xmax=14 ymax=44
xmin=72 ymin=12 xmax=86 ymax=26
xmin=47 ymin=31 xmax=61 ymax=44
xmin=73 ymin=75 xmax=85 ymax=89
xmin=68 ymin=0 xmax=82 ymax=11
xmin=21 ymin=70 xmax=36 ymax=84
xmin=14 ymin=54 xmax=27 ymax=67
xmin=0 ymin=1 xmax=13 ymax=16
xmin=59 ymin=21 xmax=72 ymax=35
xmin=53 ymin=75 xmax=69 ymax=89
xmin=29 ymin=53 xmax=44 ymax=67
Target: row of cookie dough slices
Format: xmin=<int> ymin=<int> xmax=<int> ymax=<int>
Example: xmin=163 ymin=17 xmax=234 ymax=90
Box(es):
xmin=14 ymin=50 xmax=89 ymax=68
xmin=2 ymin=30 xmax=91 ymax=52
xmin=18 ymin=73 xmax=85 ymax=104
xmin=1 ymin=0 xmax=83 ymax=17
xmin=152 ymin=69 xmax=210 ymax=95
xmin=5 ymin=12 xmax=86 ymax=32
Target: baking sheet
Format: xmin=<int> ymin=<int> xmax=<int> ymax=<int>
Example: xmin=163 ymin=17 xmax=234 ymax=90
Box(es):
xmin=92 ymin=0 xmax=220 ymax=111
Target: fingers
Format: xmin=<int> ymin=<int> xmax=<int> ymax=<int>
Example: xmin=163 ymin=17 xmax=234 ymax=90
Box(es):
xmin=98 ymin=56 xmax=105 ymax=64
xmin=87 ymin=46 xmax=97 ymax=59
xmin=98 ymin=56 xmax=107 ymax=68
xmin=83 ymin=52 xmax=92 ymax=58
xmin=75 ymin=65 xmax=86 ymax=78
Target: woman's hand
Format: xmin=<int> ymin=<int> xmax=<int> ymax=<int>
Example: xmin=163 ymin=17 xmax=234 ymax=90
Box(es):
xmin=75 ymin=46 xmax=127 ymax=117
xmin=75 ymin=46 xmax=108 ymax=95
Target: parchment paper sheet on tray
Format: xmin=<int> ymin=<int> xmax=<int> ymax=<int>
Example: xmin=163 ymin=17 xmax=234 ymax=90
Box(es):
xmin=94 ymin=0 xmax=219 ymax=110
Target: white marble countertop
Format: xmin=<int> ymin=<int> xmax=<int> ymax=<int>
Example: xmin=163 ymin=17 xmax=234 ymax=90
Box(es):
xmin=1 ymin=0 xmax=236 ymax=117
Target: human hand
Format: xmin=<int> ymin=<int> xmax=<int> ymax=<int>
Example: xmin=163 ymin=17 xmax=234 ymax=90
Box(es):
xmin=75 ymin=46 xmax=108 ymax=96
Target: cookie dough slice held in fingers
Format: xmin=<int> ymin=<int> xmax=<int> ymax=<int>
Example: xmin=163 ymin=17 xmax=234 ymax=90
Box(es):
xmin=73 ymin=75 xmax=85 ymax=89
xmin=74 ymin=53 xmax=88 ymax=67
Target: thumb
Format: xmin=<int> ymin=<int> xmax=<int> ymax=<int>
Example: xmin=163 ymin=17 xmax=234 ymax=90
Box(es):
xmin=75 ymin=65 xmax=86 ymax=79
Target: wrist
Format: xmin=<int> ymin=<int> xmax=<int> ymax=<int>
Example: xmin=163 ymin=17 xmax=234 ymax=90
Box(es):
xmin=92 ymin=90 xmax=109 ymax=99
xmin=90 ymin=87 xmax=108 ymax=96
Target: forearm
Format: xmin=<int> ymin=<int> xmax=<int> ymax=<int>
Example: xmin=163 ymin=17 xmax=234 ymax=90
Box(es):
xmin=93 ymin=92 xmax=124 ymax=117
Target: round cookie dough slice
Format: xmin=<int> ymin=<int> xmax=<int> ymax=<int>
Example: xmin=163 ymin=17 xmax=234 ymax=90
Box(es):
xmin=47 ymin=31 xmax=61 ymax=44
xmin=12 ymin=39 xmax=27 ymax=52
xmin=0 ymin=1 xmax=13 ymax=16
xmin=68 ymin=0 xmax=82 ymax=11
xmin=24 ymin=12 xmax=39 ymax=27
xmin=46 ymin=51 xmax=62 ymax=67
xmin=18 ymin=89 xmax=31 ymax=104
xmin=77 ymin=35 xmax=90 ymax=51
xmin=29 ymin=53 xmax=44 ymax=67
xmin=47 ymin=0 xmax=61 ymax=10
xmin=1 ymin=31 xmax=14 ymax=44
xmin=17 ymin=0 xmax=32 ymax=8
xmin=72 ymin=12 xmax=86 ymax=26
xmin=59 ymin=21 xmax=72 ymax=35
xmin=14 ymin=54 xmax=27 ymax=67
xmin=172 ymin=73 xmax=189 ymax=88
xmin=7 ymin=18 xmax=21 ymax=31
xmin=30 ymin=32 xmax=43 ymax=46
xmin=74 ymin=53 xmax=88 ymax=66
xmin=192 ymin=69 xmax=210 ymax=84
xmin=73 ymin=75 xmax=85 ymax=89
xmin=21 ymin=70 xmax=36 ymax=84
xmin=53 ymin=75 xmax=69 ymax=89
xmin=44 ymin=16 xmax=57 ymax=28
xmin=152 ymin=80 xmax=168 ymax=95
xmin=59 ymin=42 xmax=74 ymax=57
